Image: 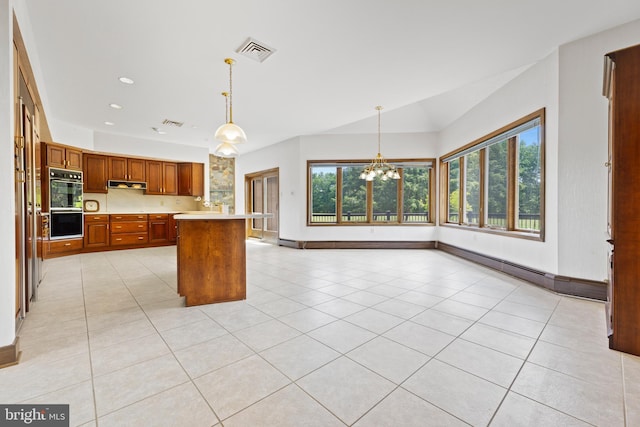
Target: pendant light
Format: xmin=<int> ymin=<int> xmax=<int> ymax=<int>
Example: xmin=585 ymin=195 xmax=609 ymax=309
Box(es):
xmin=359 ymin=106 xmax=400 ymax=181
xmin=214 ymin=92 xmax=239 ymax=157
xmin=214 ymin=58 xmax=247 ymax=145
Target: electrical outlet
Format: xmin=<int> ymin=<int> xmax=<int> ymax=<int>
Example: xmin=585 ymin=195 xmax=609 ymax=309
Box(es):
xmin=160 ymin=200 xmax=164 ymax=206
xmin=175 ymin=198 xmax=181 ymax=205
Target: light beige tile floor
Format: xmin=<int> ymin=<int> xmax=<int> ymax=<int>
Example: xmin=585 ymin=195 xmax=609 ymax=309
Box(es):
xmin=3 ymin=242 xmax=639 ymax=426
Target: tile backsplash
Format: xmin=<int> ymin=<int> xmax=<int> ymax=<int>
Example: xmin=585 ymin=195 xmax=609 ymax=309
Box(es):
xmin=84 ymin=189 xmax=200 ymax=213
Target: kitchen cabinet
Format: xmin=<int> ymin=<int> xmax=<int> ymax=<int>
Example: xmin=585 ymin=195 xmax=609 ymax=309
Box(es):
xmin=45 ymin=238 xmax=83 ymax=258
xmin=84 ymin=214 xmax=109 ymax=248
xmin=45 ymin=142 xmax=82 ymax=170
xmin=146 ymin=161 xmax=177 ymax=195
xmin=177 ymin=216 xmax=247 ymax=306
xmin=148 ymin=214 xmax=169 ymax=243
xmin=83 ymin=153 xmax=108 ymax=193
xmin=109 ymin=156 xmax=146 ymax=182
xmin=168 ymin=214 xmax=178 ymax=242
xmin=603 ymin=43 xmax=640 ymax=357
xmin=110 ymin=214 xmax=148 ymax=246
xmin=178 ymin=162 xmax=204 ymax=196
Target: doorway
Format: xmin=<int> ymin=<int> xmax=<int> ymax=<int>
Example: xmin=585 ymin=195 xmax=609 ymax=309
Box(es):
xmin=245 ymin=168 xmax=279 ymax=244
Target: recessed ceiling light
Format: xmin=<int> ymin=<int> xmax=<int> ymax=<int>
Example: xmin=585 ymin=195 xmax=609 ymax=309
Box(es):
xmin=152 ymin=127 xmax=167 ymax=135
xmin=109 ymin=103 xmax=123 ymax=109
xmin=104 ymin=121 xmax=115 ymax=126
xmin=118 ymin=76 xmax=134 ymax=84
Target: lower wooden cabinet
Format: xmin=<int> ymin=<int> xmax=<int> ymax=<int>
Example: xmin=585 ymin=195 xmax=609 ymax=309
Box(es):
xmin=47 ymin=213 xmax=179 ymax=257
xmin=110 ymin=214 xmax=149 ymax=247
xmin=46 ymin=238 xmax=83 ymax=257
xmin=148 ymin=214 xmax=169 ymax=243
xmin=169 ymin=214 xmax=177 ymax=243
xmin=84 ymin=214 xmax=109 ymax=248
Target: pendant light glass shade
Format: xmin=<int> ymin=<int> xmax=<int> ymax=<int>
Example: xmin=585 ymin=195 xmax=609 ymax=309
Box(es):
xmin=214 ymin=122 xmax=247 ymax=144
xmin=214 ymin=141 xmax=239 ymax=157
xmin=215 ymin=58 xmax=247 ymax=144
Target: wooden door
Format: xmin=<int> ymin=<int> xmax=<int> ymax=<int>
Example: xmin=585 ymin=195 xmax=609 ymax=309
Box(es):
xmin=145 ymin=161 xmax=163 ymax=194
xmin=163 ymin=162 xmax=178 ymax=195
xmin=128 ymin=158 xmax=146 ymax=182
xmin=108 ymin=156 xmax=127 ymax=180
xmin=84 ymin=154 xmax=108 ymax=193
xmin=14 ymin=100 xmax=25 ymax=319
xmin=606 ymin=44 xmax=640 ymax=356
xmin=245 ymin=168 xmax=279 ymax=243
xmin=84 ymin=221 xmax=109 ymax=248
xmin=46 ymin=144 xmax=66 ymax=168
xmin=23 ymin=104 xmax=35 ymax=309
xmin=65 ymin=148 xmax=82 ymax=170
xmin=149 ymin=218 xmax=169 ymax=242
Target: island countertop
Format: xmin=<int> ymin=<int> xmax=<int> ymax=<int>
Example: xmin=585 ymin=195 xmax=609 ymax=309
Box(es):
xmin=173 ymin=212 xmax=271 ymax=220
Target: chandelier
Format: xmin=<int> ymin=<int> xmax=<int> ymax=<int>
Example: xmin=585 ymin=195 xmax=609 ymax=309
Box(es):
xmin=214 ymin=58 xmax=246 ymax=157
xmin=360 ymin=106 xmax=400 ymax=181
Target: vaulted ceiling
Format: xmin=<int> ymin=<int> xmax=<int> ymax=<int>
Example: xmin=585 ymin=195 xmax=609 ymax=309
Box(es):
xmin=22 ymin=0 xmax=640 ymax=153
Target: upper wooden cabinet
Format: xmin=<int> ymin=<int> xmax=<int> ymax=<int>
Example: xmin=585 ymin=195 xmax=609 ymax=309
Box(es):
xmin=109 ymin=157 xmax=145 ymax=182
xmin=146 ymin=161 xmax=178 ymax=195
xmin=178 ymin=162 xmax=204 ymax=196
xmin=83 ymin=154 xmax=108 ymax=193
xmin=45 ymin=143 xmax=82 ymax=170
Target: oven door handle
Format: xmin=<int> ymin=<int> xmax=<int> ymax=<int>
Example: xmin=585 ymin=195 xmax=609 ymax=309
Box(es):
xmin=50 ymin=208 xmax=83 ymax=212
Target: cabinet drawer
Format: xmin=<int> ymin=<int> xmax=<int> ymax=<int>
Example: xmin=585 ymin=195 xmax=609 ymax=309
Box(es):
xmin=48 ymin=238 xmax=83 ymax=254
xmin=110 ymin=233 xmax=148 ymax=246
xmin=149 ymin=214 xmax=169 ymax=220
xmin=111 ymin=221 xmax=148 ymax=233
xmin=110 ymin=214 xmax=148 ymax=222
xmin=85 ymin=214 xmax=109 ymax=222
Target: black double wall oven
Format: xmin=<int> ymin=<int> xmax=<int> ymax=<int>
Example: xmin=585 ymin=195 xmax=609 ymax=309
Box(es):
xmin=49 ymin=168 xmax=83 ymax=239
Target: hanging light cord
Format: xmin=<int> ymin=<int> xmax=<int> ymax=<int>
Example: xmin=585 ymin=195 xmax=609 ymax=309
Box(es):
xmin=376 ymin=105 xmax=382 ymax=156
xmin=222 ymin=92 xmax=229 ymax=123
xmin=225 ymin=58 xmax=235 ymax=124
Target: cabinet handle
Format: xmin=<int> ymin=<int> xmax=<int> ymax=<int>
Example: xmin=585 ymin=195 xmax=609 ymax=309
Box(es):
xmin=64 ymin=243 xmax=71 ymax=246
xmin=138 ymin=237 xmax=143 ymax=240
xmin=114 ymin=216 xmax=122 ymax=219
xmin=138 ymin=225 xmax=143 ymax=228
xmin=115 ymin=226 xmax=122 ymax=229
xmin=115 ymin=238 xmax=122 ymax=241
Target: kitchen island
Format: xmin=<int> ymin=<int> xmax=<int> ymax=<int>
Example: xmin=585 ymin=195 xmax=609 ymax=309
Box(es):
xmin=174 ymin=213 xmax=268 ymax=306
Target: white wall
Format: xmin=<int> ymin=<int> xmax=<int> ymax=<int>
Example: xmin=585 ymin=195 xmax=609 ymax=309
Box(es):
xmin=0 ymin=0 xmax=16 ymax=347
xmin=237 ymin=132 xmax=438 ymax=242
xmin=437 ymin=51 xmax=561 ymax=274
xmin=557 ymin=18 xmax=640 ymax=280
xmin=48 ymin=119 xmax=94 ymax=150
xmin=236 ymin=137 xmax=301 ymax=240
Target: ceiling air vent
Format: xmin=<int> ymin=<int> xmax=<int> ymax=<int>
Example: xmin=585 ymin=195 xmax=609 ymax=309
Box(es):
xmin=236 ymin=37 xmax=276 ymax=63
xmin=162 ymin=119 xmax=184 ymax=127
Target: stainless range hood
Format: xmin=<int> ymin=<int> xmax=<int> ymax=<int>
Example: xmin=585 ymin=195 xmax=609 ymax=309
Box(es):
xmin=108 ymin=180 xmax=147 ymax=190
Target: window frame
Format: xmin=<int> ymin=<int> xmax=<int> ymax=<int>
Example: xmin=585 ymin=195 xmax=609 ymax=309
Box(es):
xmin=307 ymin=158 xmax=435 ymax=226
xmin=439 ymin=109 xmax=545 ymax=241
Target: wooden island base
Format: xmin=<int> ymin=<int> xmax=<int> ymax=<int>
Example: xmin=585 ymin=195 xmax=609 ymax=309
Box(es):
xmin=177 ymin=217 xmax=247 ymax=306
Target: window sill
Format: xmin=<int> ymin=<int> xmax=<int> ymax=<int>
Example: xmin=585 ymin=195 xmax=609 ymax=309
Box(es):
xmin=440 ymin=223 xmax=544 ymax=241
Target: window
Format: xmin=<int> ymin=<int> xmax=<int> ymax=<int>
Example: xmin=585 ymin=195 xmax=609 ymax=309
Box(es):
xmin=440 ymin=109 xmax=544 ymax=239
xmin=308 ymin=159 xmax=434 ymax=225
xmin=310 ymin=165 xmax=337 ymax=223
